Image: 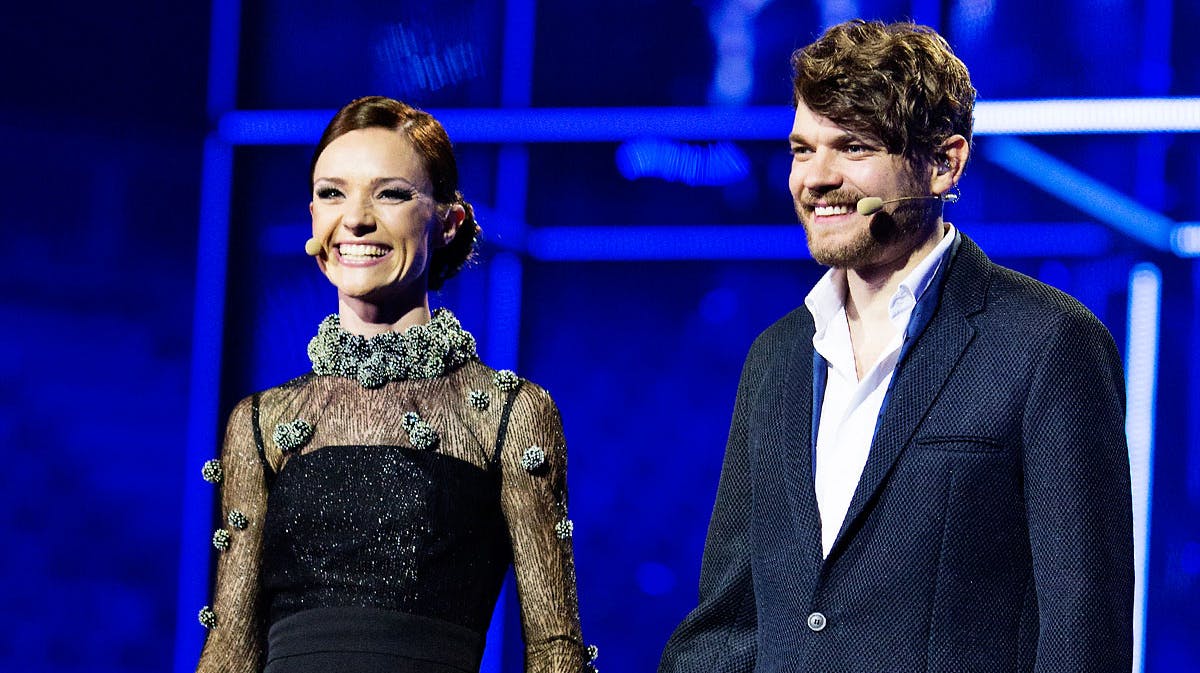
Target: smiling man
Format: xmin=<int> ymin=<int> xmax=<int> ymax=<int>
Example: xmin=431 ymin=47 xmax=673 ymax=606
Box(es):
xmin=659 ymin=19 xmax=1133 ymax=673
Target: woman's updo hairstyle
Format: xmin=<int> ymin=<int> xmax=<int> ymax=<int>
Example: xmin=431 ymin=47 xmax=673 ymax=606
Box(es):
xmin=311 ymin=96 xmax=480 ymax=291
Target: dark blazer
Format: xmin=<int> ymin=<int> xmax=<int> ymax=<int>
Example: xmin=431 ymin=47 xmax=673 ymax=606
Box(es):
xmin=660 ymin=235 xmax=1134 ymax=673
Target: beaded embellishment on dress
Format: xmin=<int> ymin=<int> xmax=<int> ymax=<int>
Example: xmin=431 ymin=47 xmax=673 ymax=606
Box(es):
xmin=307 ymin=308 xmax=479 ymax=388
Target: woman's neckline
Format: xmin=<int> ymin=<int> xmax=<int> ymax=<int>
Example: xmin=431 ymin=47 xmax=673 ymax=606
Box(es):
xmin=306 ymin=308 xmax=478 ymax=388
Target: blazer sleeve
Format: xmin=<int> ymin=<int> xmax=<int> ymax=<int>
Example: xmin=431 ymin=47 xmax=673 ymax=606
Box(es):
xmin=1021 ymin=309 xmax=1134 ymax=673
xmin=659 ymin=339 xmax=767 ymax=673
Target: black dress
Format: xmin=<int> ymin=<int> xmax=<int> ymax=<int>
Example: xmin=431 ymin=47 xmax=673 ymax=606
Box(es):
xmin=194 ymin=311 xmax=592 ymax=673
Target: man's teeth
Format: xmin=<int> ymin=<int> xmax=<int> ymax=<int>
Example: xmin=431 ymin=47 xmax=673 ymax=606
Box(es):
xmin=814 ymin=204 xmax=852 ymax=216
xmin=340 ymin=243 xmax=389 ymax=257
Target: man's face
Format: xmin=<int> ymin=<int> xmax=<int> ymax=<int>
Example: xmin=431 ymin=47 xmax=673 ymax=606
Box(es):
xmin=788 ymin=101 xmax=934 ymax=270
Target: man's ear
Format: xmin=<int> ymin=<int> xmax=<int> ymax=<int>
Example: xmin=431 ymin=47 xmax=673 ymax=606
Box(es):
xmin=931 ymin=134 xmax=969 ymax=195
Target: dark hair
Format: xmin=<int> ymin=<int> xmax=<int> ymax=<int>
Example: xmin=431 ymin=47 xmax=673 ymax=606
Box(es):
xmin=791 ymin=20 xmax=975 ymax=168
xmin=312 ymin=96 xmax=479 ymax=291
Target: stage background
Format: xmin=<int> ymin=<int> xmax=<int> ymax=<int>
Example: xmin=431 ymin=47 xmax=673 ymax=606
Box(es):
xmin=3 ymin=1 xmax=1198 ymax=672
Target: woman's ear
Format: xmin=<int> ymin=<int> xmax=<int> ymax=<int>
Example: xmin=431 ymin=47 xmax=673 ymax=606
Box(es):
xmin=438 ymin=203 xmax=466 ymax=247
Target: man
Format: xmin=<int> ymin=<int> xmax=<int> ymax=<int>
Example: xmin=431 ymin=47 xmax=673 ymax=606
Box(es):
xmin=660 ymin=19 xmax=1133 ymax=673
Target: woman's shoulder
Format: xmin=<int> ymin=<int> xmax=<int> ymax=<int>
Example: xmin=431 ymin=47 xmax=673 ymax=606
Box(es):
xmin=445 ymin=361 xmax=560 ymax=430
xmin=221 ymin=373 xmax=318 ymax=431
xmin=241 ymin=372 xmax=316 ymax=401
xmin=459 ymin=359 xmax=553 ymax=399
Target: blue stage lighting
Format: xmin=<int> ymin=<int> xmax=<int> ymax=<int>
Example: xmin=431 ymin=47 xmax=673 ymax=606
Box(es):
xmin=616 ymin=138 xmax=750 ymax=186
xmin=374 ymin=23 xmax=482 ymax=95
xmin=983 ymin=137 xmax=1176 ymax=251
xmin=218 ymin=99 xmax=1200 ymax=147
xmin=1125 ymin=262 xmax=1161 ymax=673
xmin=1172 ymin=223 xmax=1200 ymax=257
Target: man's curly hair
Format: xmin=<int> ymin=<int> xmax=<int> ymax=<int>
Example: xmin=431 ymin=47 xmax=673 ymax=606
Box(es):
xmin=791 ymin=20 xmax=976 ymax=168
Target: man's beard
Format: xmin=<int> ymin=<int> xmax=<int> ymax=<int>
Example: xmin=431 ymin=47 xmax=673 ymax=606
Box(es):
xmin=795 ymin=184 xmax=937 ymax=269
xmin=802 ymin=210 xmax=886 ymax=268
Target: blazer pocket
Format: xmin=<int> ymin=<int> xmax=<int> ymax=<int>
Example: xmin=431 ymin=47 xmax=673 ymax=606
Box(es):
xmin=914 ymin=435 xmax=1005 ymax=454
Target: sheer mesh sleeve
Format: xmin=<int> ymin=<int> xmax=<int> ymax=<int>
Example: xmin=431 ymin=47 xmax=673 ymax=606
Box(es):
xmin=498 ymin=382 xmax=590 ymax=673
xmin=195 ymin=396 xmax=269 ymax=673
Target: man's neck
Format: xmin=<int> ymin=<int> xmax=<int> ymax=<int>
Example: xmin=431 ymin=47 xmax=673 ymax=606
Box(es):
xmin=844 ymin=222 xmax=948 ymax=322
xmin=842 ymin=221 xmax=948 ymax=378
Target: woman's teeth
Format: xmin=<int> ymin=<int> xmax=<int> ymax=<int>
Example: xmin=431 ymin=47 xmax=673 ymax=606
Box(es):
xmin=340 ymin=243 xmax=389 ymax=258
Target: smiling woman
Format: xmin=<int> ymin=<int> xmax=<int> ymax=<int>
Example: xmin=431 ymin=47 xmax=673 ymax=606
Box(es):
xmin=194 ymin=97 xmax=596 ymax=673
xmin=309 ymin=126 xmax=461 ymax=327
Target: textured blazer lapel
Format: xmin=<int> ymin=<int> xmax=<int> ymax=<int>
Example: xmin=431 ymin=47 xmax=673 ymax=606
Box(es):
xmin=829 ymin=235 xmax=990 ymax=558
xmin=775 ymin=312 xmax=824 ymax=567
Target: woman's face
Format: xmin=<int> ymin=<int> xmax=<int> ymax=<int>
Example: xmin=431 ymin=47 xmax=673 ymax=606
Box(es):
xmin=310 ymin=127 xmax=456 ymax=306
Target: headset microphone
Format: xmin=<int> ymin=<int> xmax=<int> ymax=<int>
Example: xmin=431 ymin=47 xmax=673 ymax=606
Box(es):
xmin=304 ymin=237 xmax=323 ymax=256
xmin=855 ymin=192 xmax=959 ymax=217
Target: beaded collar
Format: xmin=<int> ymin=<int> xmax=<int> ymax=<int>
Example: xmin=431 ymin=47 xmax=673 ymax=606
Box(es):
xmin=307 ymin=308 xmax=478 ymax=388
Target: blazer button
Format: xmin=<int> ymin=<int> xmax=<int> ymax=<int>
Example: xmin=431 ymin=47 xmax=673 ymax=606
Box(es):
xmin=806 ymin=612 xmax=827 ymax=632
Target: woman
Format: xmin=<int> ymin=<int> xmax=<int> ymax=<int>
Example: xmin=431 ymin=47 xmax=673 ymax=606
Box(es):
xmin=195 ymin=96 xmax=595 ymax=673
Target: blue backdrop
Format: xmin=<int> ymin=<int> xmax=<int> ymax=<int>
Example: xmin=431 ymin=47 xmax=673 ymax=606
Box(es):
xmin=3 ymin=1 xmax=1198 ymax=672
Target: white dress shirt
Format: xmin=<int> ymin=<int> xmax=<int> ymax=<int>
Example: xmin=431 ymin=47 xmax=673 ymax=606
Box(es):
xmin=804 ymin=226 xmax=956 ymax=557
